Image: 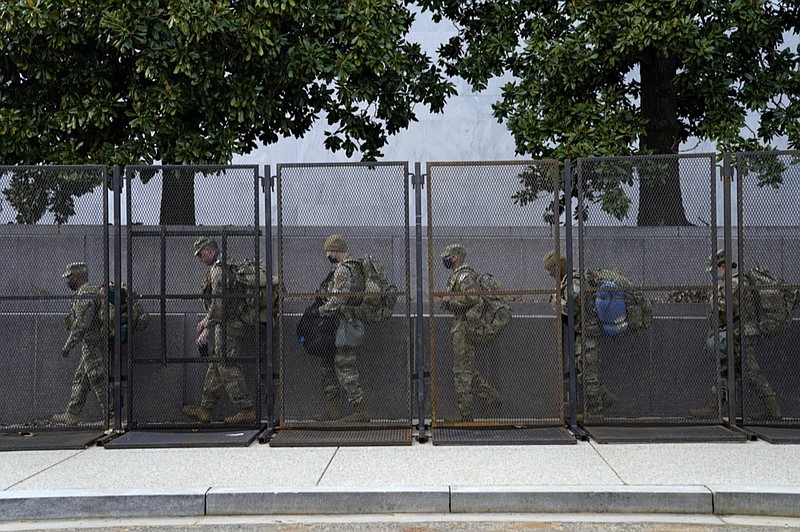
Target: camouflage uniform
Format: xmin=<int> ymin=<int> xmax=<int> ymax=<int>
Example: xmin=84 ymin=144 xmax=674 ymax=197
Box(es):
xmin=61 ymin=276 xmax=109 ymax=420
xmin=197 ymin=259 xmax=254 ymax=412
xmin=556 ymin=269 xmax=614 ymax=415
xmin=442 ymin=258 xmax=502 ymax=421
xmin=318 ymin=254 xmax=366 ymax=407
xmin=703 ymin=272 xmax=779 ymax=419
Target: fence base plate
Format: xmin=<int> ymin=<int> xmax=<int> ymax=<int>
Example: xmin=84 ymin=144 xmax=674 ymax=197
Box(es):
xmin=269 ymin=426 xmax=412 ymax=447
xmin=431 ymin=425 xmax=575 ymax=446
xmin=0 ymin=430 xmax=105 ymax=451
xmin=102 ymin=428 xmax=261 ymax=449
xmin=581 ymin=424 xmax=748 ymax=443
xmin=743 ymin=425 xmax=800 ymax=444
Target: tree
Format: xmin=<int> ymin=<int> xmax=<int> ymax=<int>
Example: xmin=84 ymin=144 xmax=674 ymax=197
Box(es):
xmin=0 ymin=0 xmax=455 ymax=224
xmin=417 ymin=0 xmax=800 ymax=225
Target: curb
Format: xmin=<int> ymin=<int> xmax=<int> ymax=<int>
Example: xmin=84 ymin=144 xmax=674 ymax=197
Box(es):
xmin=2 ymin=485 xmax=800 ymax=521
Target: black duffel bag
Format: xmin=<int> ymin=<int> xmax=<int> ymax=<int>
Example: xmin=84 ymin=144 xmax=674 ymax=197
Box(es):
xmin=296 ymin=299 xmax=338 ymax=359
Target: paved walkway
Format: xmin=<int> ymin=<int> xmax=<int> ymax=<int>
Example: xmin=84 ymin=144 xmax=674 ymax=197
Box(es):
xmin=2 ymin=436 xmax=800 ymax=524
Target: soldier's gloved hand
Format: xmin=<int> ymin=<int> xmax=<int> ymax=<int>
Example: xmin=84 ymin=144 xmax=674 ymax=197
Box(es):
xmin=196 ymin=328 xmax=209 ymax=346
xmin=196 ymin=317 xmax=208 ymax=333
xmin=61 ymin=348 xmax=70 ymax=358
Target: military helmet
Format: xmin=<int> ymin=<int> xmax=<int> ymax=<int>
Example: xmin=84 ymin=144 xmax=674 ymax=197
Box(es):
xmin=193 ymin=236 xmax=217 ymax=256
xmin=324 ymin=234 xmax=348 ymax=252
xmin=440 ymin=243 xmax=466 ymax=258
xmin=62 ymin=262 xmax=87 ymax=278
xmin=706 ymin=249 xmax=736 ymax=271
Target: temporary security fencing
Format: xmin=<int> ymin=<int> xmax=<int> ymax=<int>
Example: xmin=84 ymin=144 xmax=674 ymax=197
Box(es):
xmin=271 ymin=162 xmax=413 ymax=446
xmin=1 ymin=153 xmax=800 ymax=447
xmin=424 ymin=160 xmax=565 ymax=440
xmin=574 ymin=154 xmax=722 ymax=432
xmin=735 ymin=151 xmax=800 ymax=434
xmin=121 ymin=165 xmax=266 ymax=434
xmin=0 ymin=165 xmax=111 ymax=439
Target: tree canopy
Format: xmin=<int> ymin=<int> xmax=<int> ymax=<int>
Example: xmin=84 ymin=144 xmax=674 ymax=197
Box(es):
xmin=0 ymin=0 xmax=455 ymax=223
xmin=417 ymin=0 xmax=800 ymax=225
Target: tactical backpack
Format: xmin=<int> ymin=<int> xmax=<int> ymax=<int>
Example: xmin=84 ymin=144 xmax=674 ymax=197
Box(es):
xmin=464 ymin=270 xmax=512 ymax=344
xmin=348 ymin=255 xmax=399 ymax=324
xmin=296 ymin=299 xmax=338 ymax=358
xmin=102 ymin=283 xmax=150 ymax=344
xmin=587 ymin=268 xmax=652 ymax=336
xmin=229 ymin=259 xmax=281 ymax=325
xmin=742 ymin=267 xmax=798 ymax=336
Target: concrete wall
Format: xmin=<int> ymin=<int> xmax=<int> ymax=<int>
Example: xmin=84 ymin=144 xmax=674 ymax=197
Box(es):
xmin=2 ymin=225 xmax=800 ymax=426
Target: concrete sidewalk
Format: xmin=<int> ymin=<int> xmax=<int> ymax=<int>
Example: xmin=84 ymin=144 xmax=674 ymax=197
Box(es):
xmin=2 ymin=438 xmax=800 ymax=522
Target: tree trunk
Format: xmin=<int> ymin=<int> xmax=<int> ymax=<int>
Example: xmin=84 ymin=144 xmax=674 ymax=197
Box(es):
xmin=638 ymin=47 xmax=690 ymax=226
xmin=159 ymin=167 xmax=196 ymax=225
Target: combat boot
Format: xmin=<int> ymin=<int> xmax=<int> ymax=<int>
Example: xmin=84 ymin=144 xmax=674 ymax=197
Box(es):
xmin=602 ymin=389 xmax=616 ymax=409
xmin=338 ymin=401 xmax=369 ymax=423
xmin=486 ymin=389 xmax=503 ymax=411
xmin=52 ymin=412 xmax=79 ymax=426
xmin=688 ymin=400 xmax=718 ymax=418
xmin=224 ymin=408 xmax=256 ymax=424
xmin=749 ymin=396 xmax=782 ymax=421
xmin=182 ymin=405 xmax=212 ymax=423
xmin=313 ymin=398 xmax=342 ymax=421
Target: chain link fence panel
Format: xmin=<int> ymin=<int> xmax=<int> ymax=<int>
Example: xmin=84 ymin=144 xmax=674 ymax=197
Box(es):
xmin=276 ymin=162 xmax=412 ymax=428
xmin=123 ymin=165 xmax=264 ymax=429
xmin=576 ymin=154 xmax=720 ymax=424
xmin=426 ymin=161 xmax=563 ymax=428
xmin=736 ymin=151 xmax=800 ymax=426
xmin=0 ymin=165 xmax=110 ymax=431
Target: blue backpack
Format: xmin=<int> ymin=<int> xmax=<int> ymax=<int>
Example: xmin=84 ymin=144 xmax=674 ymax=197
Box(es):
xmin=589 ymin=268 xmax=652 ymax=336
xmin=595 ymin=281 xmax=629 ymax=336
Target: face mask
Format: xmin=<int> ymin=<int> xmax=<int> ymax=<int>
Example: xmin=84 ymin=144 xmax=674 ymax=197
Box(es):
xmin=714 ymin=272 xmax=724 ymax=281
xmin=328 ymin=255 xmax=338 ymax=264
xmin=443 ymin=257 xmax=454 ymax=269
xmin=66 ymin=278 xmax=78 ymax=291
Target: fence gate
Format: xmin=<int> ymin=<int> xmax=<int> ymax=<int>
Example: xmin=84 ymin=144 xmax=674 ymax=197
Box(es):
xmin=270 ymin=162 xmax=413 ymax=447
xmin=574 ymin=154 xmax=746 ymax=443
xmin=105 ymin=165 xmax=266 ymax=449
xmin=736 ymin=151 xmax=800 ymax=443
xmin=0 ymin=165 xmax=110 ymax=450
xmin=425 ymin=161 xmax=574 ymax=445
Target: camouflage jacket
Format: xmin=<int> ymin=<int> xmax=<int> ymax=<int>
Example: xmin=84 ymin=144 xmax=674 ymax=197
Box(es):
xmin=319 ymin=255 xmax=364 ymax=319
xmin=203 ymin=259 xmax=246 ymax=328
xmin=442 ymin=264 xmax=481 ymax=321
xmin=63 ymin=283 xmax=103 ymax=352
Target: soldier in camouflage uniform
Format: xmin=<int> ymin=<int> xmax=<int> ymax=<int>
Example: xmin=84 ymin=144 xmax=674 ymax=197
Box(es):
xmin=543 ymin=251 xmax=615 ymax=416
xmin=313 ymin=234 xmax=370 ymax=423
xmin=440 ymin=244 xmax=502 ymax=421
xmin=689 ymin=250 xmax=781 ymax=420
xmin=182 ymin=237 xmax=256 ymax=424
xmin=53 ymin=262 xmax=110 ymax=425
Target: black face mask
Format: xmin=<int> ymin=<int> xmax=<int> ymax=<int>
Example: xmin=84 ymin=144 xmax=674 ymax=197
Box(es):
xmin=66 ymin=278 xmax=79 ymax=291
xmin=443 ymin=257 xmax=455 ymax=269
xmin=328 ymin=255 xmax=338 ymax=264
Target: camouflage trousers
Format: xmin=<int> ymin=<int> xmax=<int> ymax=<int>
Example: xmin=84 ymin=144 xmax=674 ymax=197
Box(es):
xmin=320 ymin=346 xmax=364 ymax=405
xmin=65 ymin=341 xmax=110 ymax=417
xmin=199 ymin=325 xmax=253 ymax=410
xmin=576 ymin=332 xmax=605 ymax=412
xmin=707 ymin=330 xmax=776 ymax=402
xmin=452 ymin=324 xmax=500 ymax=419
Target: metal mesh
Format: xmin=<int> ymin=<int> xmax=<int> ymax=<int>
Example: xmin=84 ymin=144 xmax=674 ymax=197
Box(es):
xmin=736 ymin=151 xmax=800 ymax=426
xmin=276 ymin=162 xmax=412 ymax=427
xmin=426 ymin=161 xmax=563 ymax=427
xmin=576 ymin=154 xmax=719 ymax=425
xmin=123 ymin=165 xmax=264 ymax=429
xmin=0 ymin=165 xmax=110 ymax=431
